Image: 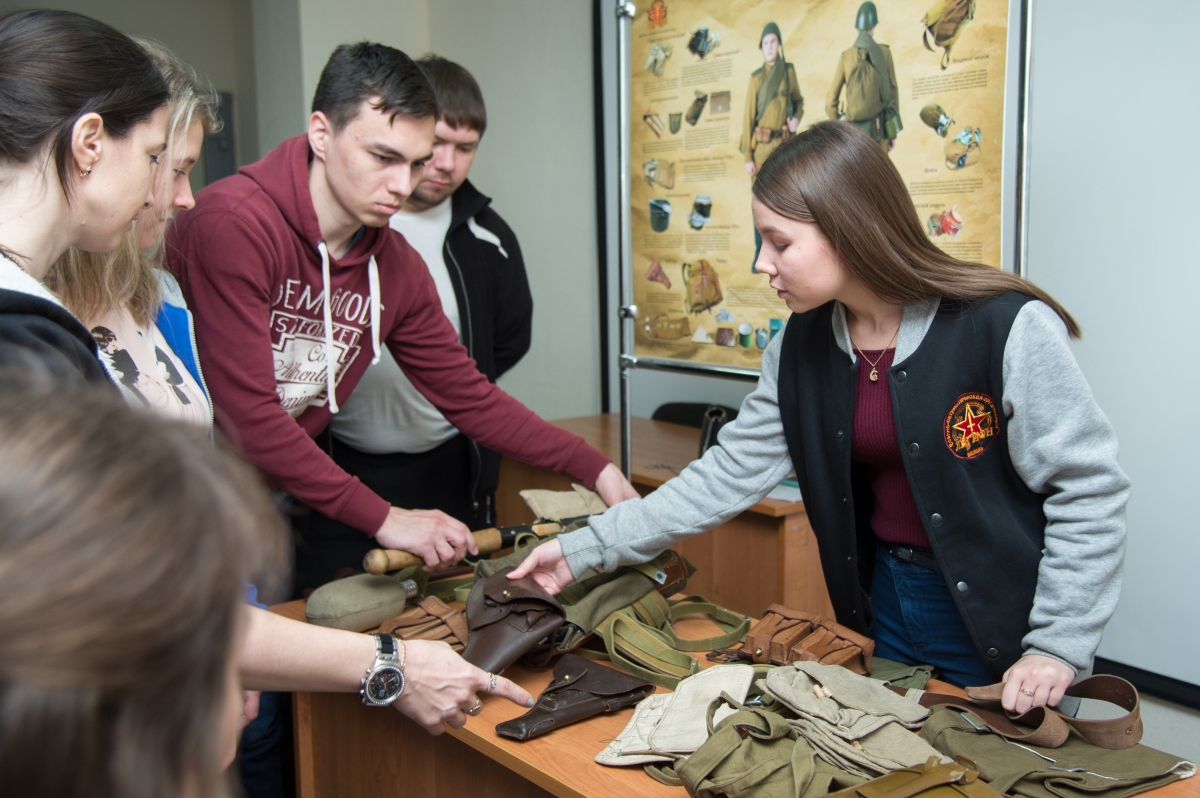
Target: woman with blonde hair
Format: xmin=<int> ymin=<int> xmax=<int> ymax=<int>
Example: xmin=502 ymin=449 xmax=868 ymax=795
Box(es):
xmin=513 ymin=120 xmax=1130 ymax=715
xmin=47 ymin=38 xmax=221 ymax=427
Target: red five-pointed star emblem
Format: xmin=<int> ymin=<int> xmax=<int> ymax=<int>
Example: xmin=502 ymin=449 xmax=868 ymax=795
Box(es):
xmin=953 ymin=404 xmax=984 ymax=437
xmin=943 ymin=393 xmax=998 ymax=459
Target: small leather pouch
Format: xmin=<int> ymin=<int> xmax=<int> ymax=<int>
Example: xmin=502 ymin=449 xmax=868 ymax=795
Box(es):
xmin=710 ymin=603 xmax=875 ymax=675
xmin=375 ymin=596 xmax=468 ymax=653
xmin=496 ymin=654 xmax=654 ymax=741
xmin=461 ymin=566 xmax=565 ymax=675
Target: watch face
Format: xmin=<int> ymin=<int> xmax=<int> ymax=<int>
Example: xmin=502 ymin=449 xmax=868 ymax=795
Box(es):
xmin=367 ymin=666 xmax=404 ymax=703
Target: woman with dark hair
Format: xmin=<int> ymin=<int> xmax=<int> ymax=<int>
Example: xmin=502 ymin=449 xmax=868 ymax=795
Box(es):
xmin=513 ymin=121 xmax=1129 ymax=714
xmin=0 ymin=9 xmax=169 ymax=379
xmin=0 ymin=9 xmax=532 ymax=759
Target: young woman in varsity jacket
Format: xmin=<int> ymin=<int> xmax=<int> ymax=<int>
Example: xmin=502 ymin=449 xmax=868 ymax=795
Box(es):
xmin=513 ymin=120 xmax=1129 ymax=716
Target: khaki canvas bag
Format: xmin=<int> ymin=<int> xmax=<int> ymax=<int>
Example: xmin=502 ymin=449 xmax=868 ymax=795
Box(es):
xmin=844 ymin=50 xmax=884 ymax=123
xmin=923 ymin=0 xmax=978 ymax=68
xmin=683 ymin=260 xmax=723 ymax=314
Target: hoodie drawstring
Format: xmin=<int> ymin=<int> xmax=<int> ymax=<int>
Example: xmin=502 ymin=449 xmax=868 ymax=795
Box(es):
xmin=317 ymin=241 xmax=339 ymax=414
xmin=367 ymin=255 xmax=381 ymax=365
xmin=317 ymin=242 xmax=382 ymax=416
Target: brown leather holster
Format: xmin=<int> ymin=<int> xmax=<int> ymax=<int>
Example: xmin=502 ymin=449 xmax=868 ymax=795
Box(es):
xmin=495 ymin=654 xmax=654 ymax=742
xmin=461 ymin=566 xmax=565 ymax=675
xmin=709 ymin=603 xmax=874 ymax=675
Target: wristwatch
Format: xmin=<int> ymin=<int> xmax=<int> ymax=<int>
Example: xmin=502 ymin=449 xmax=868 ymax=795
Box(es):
xmin=360 ymin=633 xmax=406 ymax=707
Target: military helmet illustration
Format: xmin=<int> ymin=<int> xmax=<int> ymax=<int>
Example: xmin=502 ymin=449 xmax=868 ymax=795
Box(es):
xmin=856 ymin=1 xmax=879 ymax=30
xmin=761 ymin=21 xmax=782 ymax=47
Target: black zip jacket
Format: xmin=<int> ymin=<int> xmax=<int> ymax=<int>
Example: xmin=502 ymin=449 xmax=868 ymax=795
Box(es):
xmin=0 ymin=288 xmax=111 ymax=387
xmin=441 ymin=180 xmax=534 ymax=517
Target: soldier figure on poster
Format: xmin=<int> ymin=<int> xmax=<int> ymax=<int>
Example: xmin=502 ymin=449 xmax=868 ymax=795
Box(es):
xmin=742 ymin=22 xmax=802 ymax=178
xmin=826 ymin=2 xmax=903 ymax=153
xmin=742 ymin=22 xmax=802 ymax=270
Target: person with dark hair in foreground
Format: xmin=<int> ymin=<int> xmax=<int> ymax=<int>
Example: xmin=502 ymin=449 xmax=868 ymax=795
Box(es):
xmin=0 ymin=386 xmax=285 ymax=798
xmin=513 ymin=121 xmax=1129 ymax=716
xmin=168 ymin=42 xmax=637 ymax=579
xmin=303 ymin=54 xmax=536 ymax=592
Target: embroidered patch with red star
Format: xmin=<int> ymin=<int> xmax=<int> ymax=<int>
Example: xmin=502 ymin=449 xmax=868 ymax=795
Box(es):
xmin=647 ymin=0 xmax=667 ymax=27
xmin=943 ymin=393 xmax=999 ymax=459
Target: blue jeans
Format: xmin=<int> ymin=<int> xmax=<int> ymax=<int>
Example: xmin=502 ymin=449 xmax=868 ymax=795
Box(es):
xmin=870 ymin=542 xmax=993 ymax=688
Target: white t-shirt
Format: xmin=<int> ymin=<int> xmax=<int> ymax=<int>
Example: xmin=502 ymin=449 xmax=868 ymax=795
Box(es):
xmin=331 ymin=199 xmax=461 ymax=454
xmin=88 ymin=306 xmax=211 ymax=429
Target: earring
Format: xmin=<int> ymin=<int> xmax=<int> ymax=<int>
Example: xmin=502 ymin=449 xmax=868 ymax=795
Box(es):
xmin=80 ymin=166 xmax=92 ymax=178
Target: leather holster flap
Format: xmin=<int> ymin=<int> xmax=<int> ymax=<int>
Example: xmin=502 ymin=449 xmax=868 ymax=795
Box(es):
xmin=462 ymin=566 xmax=565 ymax=675
xmin=496 ymin=654 xmax=655 ymax=742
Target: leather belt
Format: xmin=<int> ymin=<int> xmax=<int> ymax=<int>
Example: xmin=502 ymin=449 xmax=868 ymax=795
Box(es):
xmin=887 ymin=544 xmax=937 ymax=571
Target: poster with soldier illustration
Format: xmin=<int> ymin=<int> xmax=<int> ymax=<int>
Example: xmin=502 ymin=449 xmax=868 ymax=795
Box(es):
xmin=632 ymin=0 xmax=1010 ymax=370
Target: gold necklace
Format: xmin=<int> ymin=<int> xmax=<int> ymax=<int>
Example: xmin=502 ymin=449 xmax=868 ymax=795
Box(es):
xmin=0 ymin=244 xmax=31 ymax=276
xmin=852 ymin=326 xmax=899 ymax=383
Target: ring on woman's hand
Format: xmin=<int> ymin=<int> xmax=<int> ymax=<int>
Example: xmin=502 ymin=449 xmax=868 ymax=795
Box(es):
xmin=487 ymin=673 xmax=498 ymax=694
xmin=465 ymin=698 xmax=483 ymax=716
xmin=1021 ymin=689 xmax=1035 ymax=697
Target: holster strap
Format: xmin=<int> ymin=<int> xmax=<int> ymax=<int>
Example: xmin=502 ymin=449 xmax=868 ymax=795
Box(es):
xmin=918 ymin=674 xmax=1142 ymax=749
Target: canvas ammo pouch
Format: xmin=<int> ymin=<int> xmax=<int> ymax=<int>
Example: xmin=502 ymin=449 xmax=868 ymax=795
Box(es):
xmin=711 ymin=604 xmax=875 ymax=675
xmin=825 ymin=756 xmax=1003 ymax=798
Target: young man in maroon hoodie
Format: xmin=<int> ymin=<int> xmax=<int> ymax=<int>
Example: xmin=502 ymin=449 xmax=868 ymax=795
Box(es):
xmin=168 ymin=43 xmax=637 ymax=571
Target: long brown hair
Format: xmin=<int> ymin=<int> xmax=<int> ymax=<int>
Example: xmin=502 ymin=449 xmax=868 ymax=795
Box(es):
xmin=753 ymin=120 xmax=1079 ymax=337
xmin=0 ymin=384 xmax=287 ymax=798
xmin=46 ymin=39 xmax=221 ymax=327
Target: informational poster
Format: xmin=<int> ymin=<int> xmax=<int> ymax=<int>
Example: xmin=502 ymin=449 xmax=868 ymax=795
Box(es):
xmin=631 ymin=0 xmax=1011 ymax=370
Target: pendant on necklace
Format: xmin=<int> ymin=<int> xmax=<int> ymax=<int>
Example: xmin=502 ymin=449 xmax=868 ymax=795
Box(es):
xmin=869 ymin=368 xmax=879 ymax=382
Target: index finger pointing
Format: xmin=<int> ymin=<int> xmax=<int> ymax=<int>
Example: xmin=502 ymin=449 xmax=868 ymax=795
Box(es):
xmin=483 ymin=672 xmax=534 ymax=708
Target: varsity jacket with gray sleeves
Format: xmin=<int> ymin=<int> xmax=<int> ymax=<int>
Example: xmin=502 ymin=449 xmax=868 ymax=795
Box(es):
xmin=560 ymin=298 xmax=1129 ymax=673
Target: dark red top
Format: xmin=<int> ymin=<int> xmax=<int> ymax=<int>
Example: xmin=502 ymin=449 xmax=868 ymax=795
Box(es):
xmin=850 ymin=349 xmax=931 ymax=548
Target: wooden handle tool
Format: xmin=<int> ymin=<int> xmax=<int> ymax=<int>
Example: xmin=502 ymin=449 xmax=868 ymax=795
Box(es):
xmin=362 ymin=520 xmax=574 ymax=575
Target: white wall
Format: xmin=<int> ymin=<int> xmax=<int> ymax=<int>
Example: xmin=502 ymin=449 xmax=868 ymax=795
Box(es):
xmin=1024 ymin=0 xmax=1200 ymax=689
xmin=297 ymin=0 xmax=428 ymax=114
xmin=2 ymin=0 xmax=261 ymax=167
xmin=251 ymin=0 xmax=305 ymax=156
xmin=429 ymin=0 xmax=603 ymax=420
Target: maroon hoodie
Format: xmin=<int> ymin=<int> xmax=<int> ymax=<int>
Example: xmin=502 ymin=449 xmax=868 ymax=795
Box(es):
xmin=167 ymin=136 xmax=609 ymax=534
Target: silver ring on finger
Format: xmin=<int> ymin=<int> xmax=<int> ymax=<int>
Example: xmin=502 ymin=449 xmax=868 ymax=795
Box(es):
xmin=465 ymin=698 xmax=483 ymax=716
xmin=487 ymin=673 xmax=498 ymax=694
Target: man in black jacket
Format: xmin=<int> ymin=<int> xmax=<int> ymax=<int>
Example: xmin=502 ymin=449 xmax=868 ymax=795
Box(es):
xmin=295 ymin=55 xmax=534 ymax=592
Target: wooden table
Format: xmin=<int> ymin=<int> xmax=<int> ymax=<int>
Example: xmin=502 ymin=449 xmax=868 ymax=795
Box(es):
xmin=275 ymin=600 xmax=1198 ymax=798
xmin=497 ymin=414 xmax=834 ymax=620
